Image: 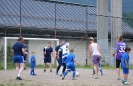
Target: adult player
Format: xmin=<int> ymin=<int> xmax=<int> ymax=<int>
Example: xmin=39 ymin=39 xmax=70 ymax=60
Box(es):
xmin=55 ymin=41 xmax=64 ymax=75
xmin=42 ymin=42 xmax=54 ymax=72
xmin=58 ymin=41 xmax=69 ymax=76
xmin=113 ymin=35 xmax=126 ymax=80
xmin=89 ymin=37 xmax=102 ymax=79
xmin=12 ymin=36 xmax=25 ymax=80
xmin=24 ymin=47 xmax=28 ymax=70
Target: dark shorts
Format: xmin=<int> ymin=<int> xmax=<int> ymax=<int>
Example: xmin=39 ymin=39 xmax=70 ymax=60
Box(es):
xmin=67 ymin=65 xmax=76 ymax=71
xmin=123 ymin=68 xmax=129 ymax=74
xmin=14 ymin=55 xmax=24 ymax=63
xmin=92 ymin=55 xmax=100 ymax=64
xmin=24 ymin=56 xmax=26 ymax=63
xmin=116 ymin=59 xmax=121 ymax=68
xmin=44 ymin=57 xmax=51 ymax=63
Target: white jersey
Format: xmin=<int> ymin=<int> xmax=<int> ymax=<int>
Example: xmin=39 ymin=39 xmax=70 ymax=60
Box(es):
xmin=59 ymin=43 xmax=68 ymax=58
xmin=66 ymin=42 xmax=70 ymax=54
xmin=90 ymin=43 xmax=100 ymax=56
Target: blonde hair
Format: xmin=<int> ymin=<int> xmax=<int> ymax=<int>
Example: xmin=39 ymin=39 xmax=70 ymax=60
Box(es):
xmin=118 ymin=35 xmax=123 ymax=41
xmin=31 ymin=51 xmax=35 ymax=54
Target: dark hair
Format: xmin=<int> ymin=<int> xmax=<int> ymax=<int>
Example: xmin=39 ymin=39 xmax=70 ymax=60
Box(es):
xmin=66 ymin=39 xmax=69 ymax=42
xmin=48 ymin=42 xmax=51 ymax=44
xmin=70 ymin=49 xmax=74 ymax=52
xmin=125 ymin=47 xmax=131 ymax=52
xmin=18 ymin=36 xmax=23 ymax=41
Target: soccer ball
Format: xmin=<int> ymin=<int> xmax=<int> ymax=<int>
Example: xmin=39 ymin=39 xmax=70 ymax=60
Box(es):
xmin=76 ymin=72 xmax=79 ymax=77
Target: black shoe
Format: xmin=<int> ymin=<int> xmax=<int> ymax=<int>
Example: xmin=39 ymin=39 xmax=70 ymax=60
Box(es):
xmin=16 ymin=76 xmax=22 ymax=80
xmin=50 ymin=70 xmax=53 ymax=73
xmin=44 ymin=70 xmax=46 ymax=72
xmin=24 ymin=68 xmax=26 ymax=70
xmin=33 ymin=73 xmax=37 ymax=76
xmin=62 ymin=77 xmax=64 ymax=80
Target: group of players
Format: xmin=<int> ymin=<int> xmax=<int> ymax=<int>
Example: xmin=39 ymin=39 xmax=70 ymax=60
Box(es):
xmin=12 ymin=35 xmax=131 ymax=85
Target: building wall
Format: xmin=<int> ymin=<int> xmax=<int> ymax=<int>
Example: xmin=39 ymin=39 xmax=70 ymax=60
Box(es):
xmin=4 ymin=38 xmax=133 ymax=66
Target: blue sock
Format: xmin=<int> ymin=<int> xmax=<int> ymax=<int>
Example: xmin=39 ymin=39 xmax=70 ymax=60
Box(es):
xmin=30 ymin=69 xmax=33 ymax=75
xmin=72 ymin=71 xmax=76 ymax=79
xmin=33 ymin=68 xmax=34 ymax=74
xmin=64 ymin=70 xmax=69 ymax=77
xmin=99 ymin=68 xmax=103 ymax=74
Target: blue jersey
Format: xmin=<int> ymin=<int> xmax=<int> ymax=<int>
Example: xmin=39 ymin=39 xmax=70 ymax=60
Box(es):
xmin=55 ymin=45 xmax=62 ymax=58
xmin=121 ymin=52 xmax=130 ymax=69
xmin=66 ymin=53 xmax=75 ymax=66
xmin=30 ymin=55 xmax=36 ymax=68
xmin=12 ymin=42 xmax=25 ymax=56
xmin=43 ymin=46 xmax=53 ymax=57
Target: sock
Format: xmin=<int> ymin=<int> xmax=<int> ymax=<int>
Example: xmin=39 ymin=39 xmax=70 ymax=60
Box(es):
xmin=72 ymin=71 xmax=76 ymax=79
xmin=33 ymin=69 xmax=34 ymax=74
xmin=17 ymin=74 xmax=20 ymax=77
xmin=64 ymin=70 xmax=69 ymax=78
xmin=60 ymin=66 xmax=63 ymax=75
xmin=99 ymin=68 xmax=103 ymax=74
xmin=93 ymin=68 xmax=95 ymax=74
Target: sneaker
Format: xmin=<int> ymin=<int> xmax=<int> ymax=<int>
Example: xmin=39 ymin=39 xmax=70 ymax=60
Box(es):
xmin=33 ymin=73 xmax=37 ymax=76
xmin=93 ymin=75 xmax=98 ymax=79
xmin=50 ymin=70 xmax=53 ymax=73
xmin=44 ymin=70 xmax=46 ymax=72
xmin=72 ymin=78 xmax=77 ymax=80
xmin=16 ymin=76 xmax=22 ymax=80
xmin=62 ymin=77 xmax=64 ymax=80
xmin=92 ymin=73 xmax=95 ymax=75
xmin=124 ymin=81 xmax=130 ymax=85
xmin=60 ymin=74 xmax=62 ymax=76
xmin=24 ymin=68 xmax=26 ymax=70
xmin=117 ymin=77 xmax=121 ymax=80
xmin=122 ymin=79 xmax=125 ymax=83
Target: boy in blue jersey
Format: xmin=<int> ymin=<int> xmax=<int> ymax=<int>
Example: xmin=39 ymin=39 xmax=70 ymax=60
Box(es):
xmin=30 ymin=52 xmax=37 ymax=76
xmin=12 ymin=36 xmax=25 ymax=80
xmin=121 ymin=47 xmax=131 ymax=85
xmin=62 ymin=49 xmax=78 ymax=80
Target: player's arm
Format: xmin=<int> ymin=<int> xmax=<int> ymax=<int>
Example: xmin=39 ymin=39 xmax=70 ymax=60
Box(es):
xmin=22 ymin=48 xmax=25 ymax=56
xmin=57 ymin=48 xmax=61 ymax=59
xmin=32 ymin=56 xmax=36 ymax=61
xmin=125 ymin=55 xmax=129 ymax=68
xmin=113 ymin=43 xmax=119 ymax=57
xmin=42 ymin=52 xmax=44 ymax=59
xmin=97 ymin=45 xmax=102 ymax=58
xmin=89 ymin=44 xmax=92 ymax=58
xmin=11 ymin=49 xmax=14 ymax=54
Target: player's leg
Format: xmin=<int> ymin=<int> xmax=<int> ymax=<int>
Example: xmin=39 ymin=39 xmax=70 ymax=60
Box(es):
xmin=24 ymin=56 xmax=26 ymax=70
xmin=63 ymin=63 xmax=66 ymax=74
xmin=99 ymin=64 xmax=103 ymax=76
xmin=92 ymin=67 xmax=95 ymax=75
xmin=62 ymin=67 xmax=71 ymax=80
xmin=124 ymin=69 xmax=130 ymax=85
xmin=56 ymin=58 xmax=62 ymax=75
xmin=116 ymin=59 xmax=121 ymax=80
xmin=48 ymin=57 xmax=53 ymax=72
xmin=71 ymin=65 xmax=76 ymax=80
xmin=44 ymin=58 xmax=47 ymax=72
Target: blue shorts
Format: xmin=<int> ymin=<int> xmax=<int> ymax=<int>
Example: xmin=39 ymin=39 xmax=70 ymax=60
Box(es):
xmin=92 ymin=55 xmax=100 ymax=64
xmin=14 ymin=55 xmax=24 ymax=63
xmin=123 ymin=68 xmax=129 ymax=74
xmin=44 ymin=57 xmax=51 ymax=63
xmin=67 ymin=65 xmax=76 ymax=71
xmin=62 ymin=57 xmax=67 ymax=63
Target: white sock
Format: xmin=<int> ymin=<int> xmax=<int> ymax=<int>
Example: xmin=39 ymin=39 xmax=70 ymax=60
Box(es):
xmin=17 ymin=74 xmax=20 ymax=77
xmin=60 ymin=66 xmax=63 ymax=75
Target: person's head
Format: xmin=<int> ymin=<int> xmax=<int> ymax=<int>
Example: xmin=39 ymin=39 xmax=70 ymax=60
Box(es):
xmin=18 ymin=36 xmax=24 ymax=42
xmin=70 ymin=49 xmax=74 ymax=53
xmin=125 ymin=47 xmax=131 ymax=54
xmin=89 ymin=37 xmax=94 ymax=43
xmin=48 ymin=42 xmax=51 ymax=47
xmin=117 ymin=35 xmax=123 ymax=41
xmin=31 ymin=51 xmax=35 ymax=55
xmin=60 ymin=41 xmax=64 ymax=46
xmin=66 ymin=39 xmax=70 ymax=43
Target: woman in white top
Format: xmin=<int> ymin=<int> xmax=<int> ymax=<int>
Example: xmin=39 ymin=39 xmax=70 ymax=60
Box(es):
xmin=89 ymin=37 xmax=102 ymax=79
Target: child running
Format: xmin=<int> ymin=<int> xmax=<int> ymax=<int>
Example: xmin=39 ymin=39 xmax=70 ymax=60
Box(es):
xmin=30 ymin=52 xmax=37 ymax=76
xmin=62 ymin=49 xmax=78 ymax=80
xmin=121 ymin=47 xmax=131 ymax=85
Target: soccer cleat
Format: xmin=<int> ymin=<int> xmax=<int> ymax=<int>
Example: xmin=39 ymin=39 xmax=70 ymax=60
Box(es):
xmin=16 ymin=76 xmax=22 ymax=80
xmin=117 ymin=77 xmax=121 ymax=80
xmin=122 ymin=80 xmax=125 ymax=83
xmin=92 ymin=73 xmax=95 ymax=75
xmin=24 ymin=68 xmax=26 ymax=70
xmin=50 ymin=70 xmax=53 ymax=73
xmin=60 ymin=74 xmax=62 ymax=76
xmin=124 ymin=81 xmax=130 ymax=85
xmin=44 ymin=70 xmax=46 ymax=72
xmin=93 ymin=75 xmax=98 ymax=79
